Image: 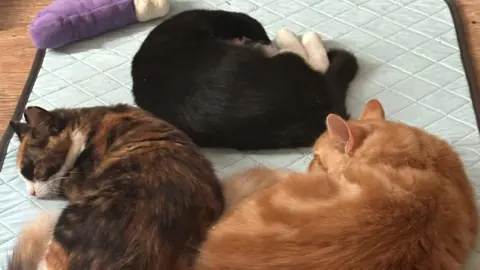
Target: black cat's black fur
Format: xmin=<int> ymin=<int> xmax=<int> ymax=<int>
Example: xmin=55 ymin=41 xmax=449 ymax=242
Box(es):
xmin=132 ymin=9 xmax=359 ymax=150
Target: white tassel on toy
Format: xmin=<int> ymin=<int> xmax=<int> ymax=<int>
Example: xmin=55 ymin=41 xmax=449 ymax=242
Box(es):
xmin=134 ymin=0 xmax=170 ymax=22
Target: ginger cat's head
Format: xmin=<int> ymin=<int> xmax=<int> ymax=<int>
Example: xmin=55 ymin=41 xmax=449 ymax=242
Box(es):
xmin=309 ymin=99 xmax=467 ymax=183
xmin=197 ymin=100 xmax=478 ymax=270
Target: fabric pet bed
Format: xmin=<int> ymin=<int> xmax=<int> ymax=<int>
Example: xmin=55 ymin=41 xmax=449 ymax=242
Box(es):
xmin=1 ymin=0 xmax=480 ymax=268
xmin=30 ymin=0 xmax=169 ymax=49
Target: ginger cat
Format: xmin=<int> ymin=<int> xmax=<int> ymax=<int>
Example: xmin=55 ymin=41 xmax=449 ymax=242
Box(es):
xmin=196 ymin=99 xmax=479 ymax=270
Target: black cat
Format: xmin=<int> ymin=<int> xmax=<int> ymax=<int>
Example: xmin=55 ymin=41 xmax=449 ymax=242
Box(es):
xmin=131 ymin=9 xmax=359 ymax=150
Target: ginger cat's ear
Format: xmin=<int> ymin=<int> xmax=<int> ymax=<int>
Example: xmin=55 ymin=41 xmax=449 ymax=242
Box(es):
xmin=326 ymin=114 xmax=356 ymax=153
xmin=360 ymin=99 xmax=385 ymax=120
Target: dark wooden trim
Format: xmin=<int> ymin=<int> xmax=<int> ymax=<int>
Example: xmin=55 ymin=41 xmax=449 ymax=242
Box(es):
xmin=0 ymin=49 xmax=45 ymax=171
xmin=444 ymin=0 xmax=480 ymax=133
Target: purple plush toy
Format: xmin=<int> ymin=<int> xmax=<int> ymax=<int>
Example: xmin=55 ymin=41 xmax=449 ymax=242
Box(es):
xmin=30 ymin=0 xmax=170 ymax=49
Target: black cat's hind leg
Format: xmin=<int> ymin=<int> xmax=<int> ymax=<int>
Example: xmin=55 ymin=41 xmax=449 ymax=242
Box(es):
xmin=324 ymin=49 xmax=359 ymax=121
xmin=325 ymin=50 xmax=359 ymax=97
xmin=325 ymin=49 xmax=359 ymax=85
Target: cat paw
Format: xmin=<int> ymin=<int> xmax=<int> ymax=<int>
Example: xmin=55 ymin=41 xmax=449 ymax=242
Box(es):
xmin=301 ymin=31 xmax=322 ymax=46
xmin=277 ymin=28 xmax=296 ymax=37
xmin=260 ymin=44 xmax=278 ymax=57
xmin=275 ymin=28 xmax=298 ymax=49
xmin=275 ymin=28 xmax=308 ymax=60
xmin=301 ymin=31 xmax=329 ymax=73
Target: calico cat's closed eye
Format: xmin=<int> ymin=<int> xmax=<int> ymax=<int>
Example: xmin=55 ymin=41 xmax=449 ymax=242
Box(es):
xmin=49 ymin=117 xmax=67 ymax=136
xmin=34 ymin=163 xmax=61 ymax=182
xmin=20 ymin=159 xmax=35 ymax=181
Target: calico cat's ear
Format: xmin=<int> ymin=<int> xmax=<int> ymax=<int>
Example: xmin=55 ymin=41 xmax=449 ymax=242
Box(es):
xmin=326 ymin=114 xmax=356 ymax=153
xmin=24 ymin=106 xmax=54 ymax=127
xmin=360 ymin=99 xmax=385 ymax=120
xmin=9 ymin=121 xmax=31 ymax=140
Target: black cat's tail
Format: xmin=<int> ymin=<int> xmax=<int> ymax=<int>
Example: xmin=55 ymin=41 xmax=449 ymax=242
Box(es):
xmin=7 ymin=213 xmax=55 ymax=270
xmin=325 ymin=49 xmax=359 ymax=96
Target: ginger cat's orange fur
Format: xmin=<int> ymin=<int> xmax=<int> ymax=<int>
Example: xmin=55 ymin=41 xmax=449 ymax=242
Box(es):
xmin=196 ymin=100 xmax=479 ymax=270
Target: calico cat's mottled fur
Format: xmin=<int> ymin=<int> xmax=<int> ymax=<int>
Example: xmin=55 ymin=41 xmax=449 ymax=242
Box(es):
xmin=132 ymin=9 xmax=359 ymax=150
xmin=196 ymin=100 xmax=479 ymax=269
xmin=8 ymin=105 xmax=224 ymax=269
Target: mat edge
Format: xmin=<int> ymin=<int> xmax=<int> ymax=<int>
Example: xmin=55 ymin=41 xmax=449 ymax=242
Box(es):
xmin=444 ymin=0 xmax=480 ymax=134
xmin=0 ymin=49 xmax=46 ymax=171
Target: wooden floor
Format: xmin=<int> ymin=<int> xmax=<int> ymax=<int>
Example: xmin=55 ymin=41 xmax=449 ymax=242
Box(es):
xmin=0 ymin=0 xmax=479 ymax=137
xmin=457 ymin=0 xmax=480 ymax=88
xmin=0 ymin=0 xmax=51 ymax=136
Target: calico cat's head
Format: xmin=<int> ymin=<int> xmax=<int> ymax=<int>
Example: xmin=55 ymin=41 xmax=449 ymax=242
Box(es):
xmin=9 ymin=106 xmax=83 ymax=199
xmin=309 ymin=99 xmax=466 ymax=180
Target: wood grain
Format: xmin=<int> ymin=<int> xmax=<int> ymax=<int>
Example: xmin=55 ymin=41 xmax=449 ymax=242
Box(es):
xmin=455 ymin=0 xmax=480 ymax=85
xmin=0 ymin=0 xmax=50 ymax=138
xmin=0 ymin=0 xmax=479 ymax=139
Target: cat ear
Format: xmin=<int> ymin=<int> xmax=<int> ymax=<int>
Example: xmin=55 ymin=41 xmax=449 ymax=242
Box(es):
xmin=326 ymin=114 xmax=356 ymax=153
xmin=360 ymin=99 xmax=385 ymax=120
xmin=24 ymin=106 xmax=54 ymax=127
xmin=9 ymin=121 xmax=30 ymax=140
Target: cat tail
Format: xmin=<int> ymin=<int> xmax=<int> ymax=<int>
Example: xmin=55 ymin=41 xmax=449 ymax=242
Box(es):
xmin=325 ymin=49 xmax=359 ymax=98
xmin=222 ymin=167 xmax=292 ymax=211
xmin=7 ymin=213 xmax=55 ymax=270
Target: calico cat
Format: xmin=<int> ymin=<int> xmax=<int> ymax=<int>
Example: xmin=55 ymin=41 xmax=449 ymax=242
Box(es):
xmin=8 ymin=104 xmax=224 ymax=269
xmin=195 ymin=100 xmax=479 ymax=269
xmin=131 ymin=9 xmax=359 ymax=150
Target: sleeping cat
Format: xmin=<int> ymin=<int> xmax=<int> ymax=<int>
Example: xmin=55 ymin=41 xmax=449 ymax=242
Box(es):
xmin=8 ymin=104 xmax=224 ymax=269
xmin=196 ymin=100 xmax=479 ymax=269
xmin=131 ymin=9 xmax=359 ymax=150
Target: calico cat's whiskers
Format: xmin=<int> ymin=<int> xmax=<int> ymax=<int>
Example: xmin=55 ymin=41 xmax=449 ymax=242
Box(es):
xmin=34 ymin=179 xmax=62 ymax=199
xmin=26 ymin=129 xmax=87 ymax=199
xmin=8 ymin=104 xmax=224 ymax=269
xmin=40 ymin=173 xmax=78 ymax=198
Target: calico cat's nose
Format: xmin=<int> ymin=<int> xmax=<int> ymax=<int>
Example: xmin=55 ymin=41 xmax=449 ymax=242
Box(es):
xmin=29 ymin=190 xmax=36 ymax=196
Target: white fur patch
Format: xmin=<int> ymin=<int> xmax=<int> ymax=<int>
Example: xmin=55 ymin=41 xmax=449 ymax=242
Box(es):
xmin=275 ymin=28 xmax=308 ymax=60
xmin=17 ymin=171 xmax=35 ymax=196
xmin=37 ymin=129 xmax=87 ymax=198
xmin=134 ymin=0 xmax=170 ymax=22
xmin=301 ymin=31 xmax=329 ymax=73
xmin=60 ymin=130 xmax=86 ymax=175
xmin=37 ymin=259 xmax=47 ymax=270
xmin=259 ymin=44 xmax=278 ymax=57
xmin=37 ymin=237 xmax=52 ymax=270
xmin=19 ymin=129 xmax=87 ymax=199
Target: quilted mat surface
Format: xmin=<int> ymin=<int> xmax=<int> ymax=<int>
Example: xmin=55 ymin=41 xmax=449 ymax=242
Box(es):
xmin=1 ymin=0 xmax=480 ymax=268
